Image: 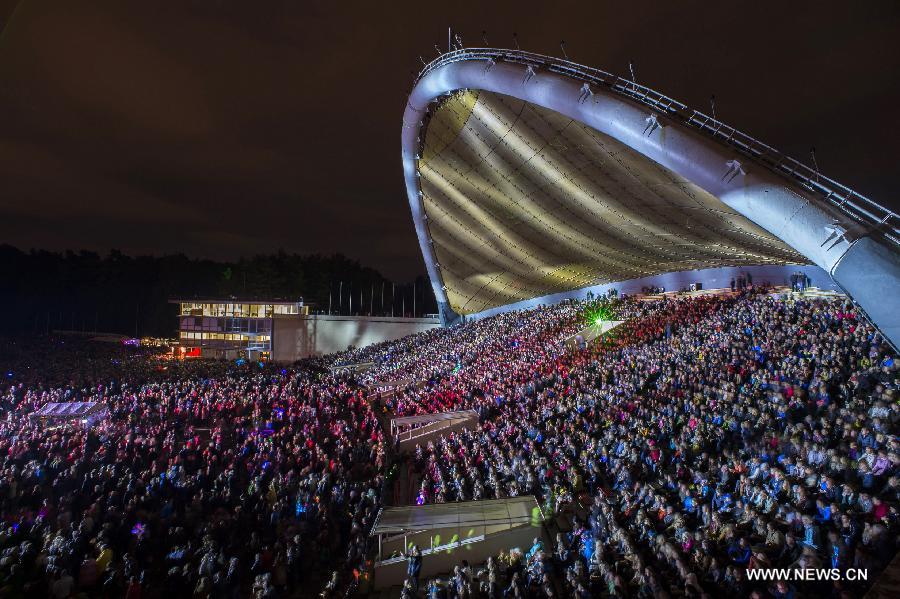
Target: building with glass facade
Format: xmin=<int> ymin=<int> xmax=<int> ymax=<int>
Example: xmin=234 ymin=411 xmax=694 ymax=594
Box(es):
xmin=173 ymin=299 xmax=307 ymax=360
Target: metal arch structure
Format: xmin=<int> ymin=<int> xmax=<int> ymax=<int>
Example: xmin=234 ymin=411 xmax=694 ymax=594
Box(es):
xmin=401 ymin=48 xmax=900 ymax=346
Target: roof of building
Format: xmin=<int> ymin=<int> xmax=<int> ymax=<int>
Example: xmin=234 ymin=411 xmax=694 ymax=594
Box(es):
xmin=169 ymin=298 xmax=304 ymax=305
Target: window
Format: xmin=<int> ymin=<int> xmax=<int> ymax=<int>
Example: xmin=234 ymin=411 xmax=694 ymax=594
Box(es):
xmin=274 ymin=304 xmax=299 ymax=315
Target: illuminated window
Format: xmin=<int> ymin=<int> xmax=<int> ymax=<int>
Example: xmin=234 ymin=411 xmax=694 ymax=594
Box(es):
xmin=274 ymin=304 xmax=300 ymax=315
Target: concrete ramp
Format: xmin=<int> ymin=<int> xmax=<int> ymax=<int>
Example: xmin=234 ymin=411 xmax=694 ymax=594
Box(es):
xmin=390 ymin=410 xmax=478 ymax=452
xmin=330 ymin=361 xmax=374 ymax=375
xmin=370 ymin=497 xmax=545 ymax=590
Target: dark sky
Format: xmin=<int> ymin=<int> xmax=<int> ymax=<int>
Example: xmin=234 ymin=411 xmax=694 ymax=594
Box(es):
xmin=0 ymin=0 xmax=898 ymax=281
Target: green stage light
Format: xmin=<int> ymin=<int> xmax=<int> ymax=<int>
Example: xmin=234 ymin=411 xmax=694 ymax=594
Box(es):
xmin=586 ymin=303 xmax=614 ymax=326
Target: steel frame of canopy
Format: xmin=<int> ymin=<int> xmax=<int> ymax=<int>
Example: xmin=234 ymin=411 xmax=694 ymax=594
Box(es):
xmin=401 ymin=48 xmax=900 ymax=347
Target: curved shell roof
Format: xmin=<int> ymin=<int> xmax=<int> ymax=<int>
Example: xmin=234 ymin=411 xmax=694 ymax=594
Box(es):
xmin=419 ymin=89 xmax=803 ymax=314
xmin=402 ymin=50 xmax=900 ymax=347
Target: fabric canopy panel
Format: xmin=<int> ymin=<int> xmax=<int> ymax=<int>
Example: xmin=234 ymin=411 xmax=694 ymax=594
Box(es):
xmin=418 ymin=90 xmax=805 ymax=315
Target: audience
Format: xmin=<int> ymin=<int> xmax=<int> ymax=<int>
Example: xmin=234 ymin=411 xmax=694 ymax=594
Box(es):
xmin=404 ymin=291 xmax=898 ymax=598
xmin=0 ymin=287 xmax=895 ymax=598
xmin=0 ymin=341 xmax=383 ymax=598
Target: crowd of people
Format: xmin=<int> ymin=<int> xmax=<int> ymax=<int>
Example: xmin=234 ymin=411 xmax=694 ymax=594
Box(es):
xmin=400 ymin=291 xmax=898 ymax=598
xmin=0 ymin=286 xmax=896 ymax=598
xmin=0 ymin=341 xmax=385 ymax=598
xmin=358 ymin=299 xmax=637 ymax=418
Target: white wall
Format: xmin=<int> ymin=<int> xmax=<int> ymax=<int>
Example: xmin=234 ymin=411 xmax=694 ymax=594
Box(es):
xmin=272 ymin=315 xmax=440 ymax=362
xmin=468 ymin=264 xmax=837 ymax=320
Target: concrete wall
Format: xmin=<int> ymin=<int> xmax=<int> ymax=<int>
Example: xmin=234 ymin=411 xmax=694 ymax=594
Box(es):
xmin=396 ymin=414 xmax=479 ymax=453
xmin=374 ymin=524 xmax=544 ymax=590
xmin=469 ymin=264 xmax=836 ymax=320
xmin=272 ymin=315 xmax=440 ymax=362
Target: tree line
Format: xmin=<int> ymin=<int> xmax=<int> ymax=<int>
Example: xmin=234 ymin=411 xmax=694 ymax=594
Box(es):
xmin=0 ymin=245 xmax=437 ymax=337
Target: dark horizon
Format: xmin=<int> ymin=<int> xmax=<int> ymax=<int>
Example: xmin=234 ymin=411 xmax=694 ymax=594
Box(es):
xmin=1 ymin=1 xmax=898 ymax=281
xmin=0 ymin=241 xmax=428 ymax=285
xmin=0 ymin=243 xmax=439 ymax=337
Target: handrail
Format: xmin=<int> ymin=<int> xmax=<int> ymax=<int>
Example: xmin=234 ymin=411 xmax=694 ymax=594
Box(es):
xmin=414 ymin=48 xmax=900 ymax=246
xmin=394 ymin=412 xmax=477 ymax=442
xmin=397 ymin=419 xmax=457 ymax=443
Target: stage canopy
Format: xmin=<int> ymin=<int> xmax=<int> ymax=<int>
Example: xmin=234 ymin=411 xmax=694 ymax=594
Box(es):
xmin=402 ymin=49 xmax=900 ymax=347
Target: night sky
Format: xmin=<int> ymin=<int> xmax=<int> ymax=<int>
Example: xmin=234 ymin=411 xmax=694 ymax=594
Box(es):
xmin=0 ymin=0 xmax=897 ymax=281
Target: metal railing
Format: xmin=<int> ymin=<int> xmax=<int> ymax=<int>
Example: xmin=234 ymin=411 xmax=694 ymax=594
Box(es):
xmin=415 ymin=48 xmax=900 ymax=246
